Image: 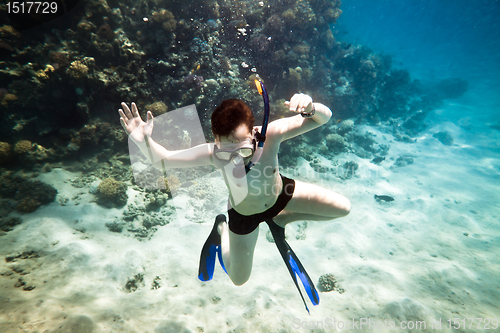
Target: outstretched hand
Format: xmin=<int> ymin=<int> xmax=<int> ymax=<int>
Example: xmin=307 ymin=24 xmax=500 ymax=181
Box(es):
xmin=284 ymin=93 xmax=313 ymax=114
xmin=118 ymin=102 xmax=153 ymax=143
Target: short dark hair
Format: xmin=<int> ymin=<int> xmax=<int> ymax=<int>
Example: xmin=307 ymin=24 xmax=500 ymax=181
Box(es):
xmin=211 ymin=99 xmax=255 ymax=138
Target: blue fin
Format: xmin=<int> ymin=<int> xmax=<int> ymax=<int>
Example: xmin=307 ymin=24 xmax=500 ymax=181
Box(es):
xmin=198 ymin=243 xmax=217 ymax=281
xmin=288 ymin=249 xmax=320 ymax=306
xmin=266 ymin=219 xmax=320 ymax=313
xmin=198 ymin=214 xmax=227 ymax=281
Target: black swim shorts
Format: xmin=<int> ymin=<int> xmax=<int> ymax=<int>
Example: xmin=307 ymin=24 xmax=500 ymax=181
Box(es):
xmin=228 ymin=174 xmax=295 ymax=235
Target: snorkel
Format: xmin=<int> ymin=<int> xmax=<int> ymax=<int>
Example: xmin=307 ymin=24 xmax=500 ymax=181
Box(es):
xmin=245 ymin=78 xmax=270 ymax=173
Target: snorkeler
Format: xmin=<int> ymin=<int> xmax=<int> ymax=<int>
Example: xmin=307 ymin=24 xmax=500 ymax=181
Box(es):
xmin=118 ymin=82 xmax=351 ymax=312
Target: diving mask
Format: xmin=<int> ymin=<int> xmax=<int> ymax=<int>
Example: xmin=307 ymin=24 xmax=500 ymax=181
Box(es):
xmin=213 ymin=137 xmax=255 ymax=163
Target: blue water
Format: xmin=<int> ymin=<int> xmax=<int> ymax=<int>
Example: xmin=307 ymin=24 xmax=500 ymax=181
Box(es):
xmin=335 ymin=0 xmax=500 ymax=122
xmin=2 ymin=1 xmax=500 ymax=330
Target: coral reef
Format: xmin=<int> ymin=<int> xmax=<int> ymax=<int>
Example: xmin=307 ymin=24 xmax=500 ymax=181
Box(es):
xmin=0 ymin=142 xmax=13 ymax=164
xmin=69 ymin=121 xmax=125 ymax=151
xmin=124 ymin=273 xmax=145 ymax=293
xmin=337 ymin=119 xmax=355 ymax=136
xmin=95 ymin=177 xmax=128 ymax=208
xmin=145 ymin=192 xmax=169 ymax=210
xmin=105 ymin=221 xmax=124 ymax=233
xmin=131 ymin=164 xmax=181 ymax=195
xmin=145 ymin=101 xmax=168 ymax=116
xmin=352 ymin=131 xmax=378 ymax=158
xmin=393 ymin=155 xmax=415 ymax=168
xmin=318 ymin=273 xmax=345 ymax=293
xmin=183 ymin=74 xmax=204 ymax=89
xmin=309 ymin=157 xmax=329 ymax=173
xmin=13 ymin=140 xmax=33 ymax=154
xmin=13 ymin=140 xmax=54 ymax=163
xmin=66 ymin=61 xmax=89 ymax=80
xmin=16 ymin=179 xmax=58 ymax=212
xmin=152 ymin=9 xmax=177 ymax=31
xmin=0 ymin=0 xmax=343 ymax=138
xmin=325 ymin=134 xmax=347 ymax=154
xmin=0 ymin=0 xmax=468 ymax=178
xmin=120 ymin=201 xmax=173 ymax=240
xmin=0 ymin=216 xmax=22 ymax=232
xmin=151 ymin=276 xmax=162 ymax=290
xmin=97 ymin=24 xmax=116 ymax=41
xmin=49 ymin=51 xmax=71 ymax=69
xmin=0 ymin=174 xmax=57 ymax=213
xmin=68 ymin=155 xmax=132 ymax=186
xmin=339 ymin=161 xmax=359 ymax=180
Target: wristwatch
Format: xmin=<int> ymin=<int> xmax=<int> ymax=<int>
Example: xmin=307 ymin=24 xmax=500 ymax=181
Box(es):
xmin=301 ymin=103 xmax=315 ymax=118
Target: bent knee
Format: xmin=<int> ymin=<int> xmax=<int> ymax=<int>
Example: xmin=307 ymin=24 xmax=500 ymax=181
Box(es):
xmin=341 ymin=199 xmax=351 ymax=216
xmin=228 ymin=264 xmax=252 ymax=286
xmin=331 ymin=196 xmax=351 ymax=218
xmin=230 ymin=274 xmax=250 ymax=286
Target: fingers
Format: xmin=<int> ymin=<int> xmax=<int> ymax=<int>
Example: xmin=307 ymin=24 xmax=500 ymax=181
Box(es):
xmin=289 ymin=94 xmax=302 ymax=112
xmin=118 ymin=109 xmax=128 ymax=123
xmin=131 ymin=102 xmax=140 ymax=118
xmin=120 ymin=102 xmax=141 ymax=119
xmin=286 ymin=93 xmax=312 ymax=113
xmin=146 ymin=110 xmax=153 ymax=125
xmin=121 ymin=102 xmax=133 ymax=119
xmin=295 ymin=94 xmax=312 ymax=110
xmin=119 ymin=117 xmax=127 ymax=130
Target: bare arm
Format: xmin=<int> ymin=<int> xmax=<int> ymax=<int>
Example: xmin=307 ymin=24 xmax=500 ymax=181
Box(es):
xmin=267 ymin=94 xmax=332 ymax=142
xmin=118 ymin=102 xmax=213 ymax=169
xmin=136 ymin=138 xmax=213 ymax=169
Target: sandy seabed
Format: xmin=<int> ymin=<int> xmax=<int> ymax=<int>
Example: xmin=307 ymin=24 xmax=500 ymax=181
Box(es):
xmin=1 ymin=105 xmax=499 ymax=333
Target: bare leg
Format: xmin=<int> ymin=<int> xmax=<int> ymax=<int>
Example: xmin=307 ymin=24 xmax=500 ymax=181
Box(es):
xmin=218 ymin=180 xmax=349 ymax=284
xmin=274 ymin=212 xmax=334 ymax=226
xmin=218 ymin=221 xmax=259 ymax=286
xmin=274 ymin=180 xmax=350 ymax=228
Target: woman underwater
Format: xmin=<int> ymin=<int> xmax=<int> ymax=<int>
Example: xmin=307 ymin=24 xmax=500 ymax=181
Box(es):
xmin=118 ymin=82 xmax=350 ymax=312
